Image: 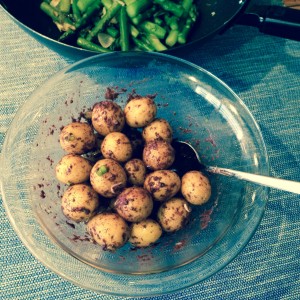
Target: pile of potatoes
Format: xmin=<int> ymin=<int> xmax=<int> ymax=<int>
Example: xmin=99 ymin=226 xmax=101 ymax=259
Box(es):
xmin=56 ymin=96 xmax=211 ymax=251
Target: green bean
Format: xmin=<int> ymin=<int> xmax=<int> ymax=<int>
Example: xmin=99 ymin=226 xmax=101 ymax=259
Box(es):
xmin=140 ymin=21 xmax=166 ymax=39
xmin=77 ymin=0 xmax=94 ymax=13
xmin=119 ymin=6 xmax=130 ymax=51
xmin=60 ymin=0 xmax=102 ymax=40
xmin=164 ymin=15 xmax=179 ymax=30
xmin=130 ymin=25 xmax=139 ymax=38
xmin=77 ymin=37 xmax=113 ymax=52
xmin=132 ymin=37 xmax=154 ymax=51
xmin=72 ymin=0 xmax=81 ymax=22
xmin=146 ymin=34 xmax=167 ymax=51
xmin=189 ymin=4 xmax=198 ymax=22
xmin=177 ymin=18 xmax=193 ymax=44
xmin=126 ymin=0 xmax=151 ymax=18
xmin=101 ymin=0 xmax=113 ymax=9
xmin=59 ymin=0 xmax=71 ymax=13
xmin=75 ymin=0 xmax=102 ymax=28
xmin=123 ymin=0 xmax=136 ymax=5
xmin=86 ymin=1 xmax=122 ymax=41
xmin=40 ymin=2 xmax=75 ymax=27
xmin=154 ymin=17 xmax=163 ymax=26
xmin=182 ymin=0 xmax=193 ymax=18
xmin=165 ymin=29 xmax=178 ymax=47
xmin=130 ymin=6 xmax=156 ymax=25
xmin=59 ymin=29 xmax=74 ymax=41
xmin=153 ymin=0 xmax=183 ymax=18
xmin=106 ymin=26 xmax=119 ymax=38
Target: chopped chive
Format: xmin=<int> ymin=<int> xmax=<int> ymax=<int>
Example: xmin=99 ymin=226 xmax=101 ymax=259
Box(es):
xmin=96 ymin=165 xmax=108 ymax=176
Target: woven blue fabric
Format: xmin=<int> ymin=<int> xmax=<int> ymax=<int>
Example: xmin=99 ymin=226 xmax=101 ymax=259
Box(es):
xmin=1 ymin=4 xmax=299 ymax=300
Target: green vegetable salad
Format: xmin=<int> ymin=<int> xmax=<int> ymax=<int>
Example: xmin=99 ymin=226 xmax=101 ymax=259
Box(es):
xmin=40 ymin=0 xmax=198 ymax=52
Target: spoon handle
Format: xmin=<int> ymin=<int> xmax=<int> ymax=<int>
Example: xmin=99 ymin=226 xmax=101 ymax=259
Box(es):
xmin=207 ymin=167 xmax=300 ymax=194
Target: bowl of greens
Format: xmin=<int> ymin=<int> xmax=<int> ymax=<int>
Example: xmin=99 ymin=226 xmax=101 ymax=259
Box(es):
xmin=2 ymin=0 xmax=201 ymax=58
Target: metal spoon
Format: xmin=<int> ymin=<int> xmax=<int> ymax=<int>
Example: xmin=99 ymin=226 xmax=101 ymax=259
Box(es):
xmin=171 ymin=140 xmax=300 ymax=195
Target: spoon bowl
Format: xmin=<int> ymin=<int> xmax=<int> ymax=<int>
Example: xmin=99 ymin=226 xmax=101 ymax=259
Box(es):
xmin=172 ymin=140 xmax=300 ymax=194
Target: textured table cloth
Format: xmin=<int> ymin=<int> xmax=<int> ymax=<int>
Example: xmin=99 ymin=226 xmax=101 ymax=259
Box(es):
xmin=1 ymin=3 xmax=300 ymax=300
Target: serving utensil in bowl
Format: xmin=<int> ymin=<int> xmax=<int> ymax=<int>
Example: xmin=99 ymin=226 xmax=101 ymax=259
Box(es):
xmin=172 ymin=140 xmax=300 ymax=194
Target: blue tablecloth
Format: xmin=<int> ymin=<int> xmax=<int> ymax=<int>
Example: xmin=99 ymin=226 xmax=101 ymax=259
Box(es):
xmin=1 ymin=4 xmax=299 ymax=300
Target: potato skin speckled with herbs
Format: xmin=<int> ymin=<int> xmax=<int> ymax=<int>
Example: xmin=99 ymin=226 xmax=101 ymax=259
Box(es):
xmin=142 ymin=118 xmax=173 ymax=143
xmin=114 ymin=187 xmax=153 ymax=222
xmin=101 ymin=132 xmax=133 ymax=163
xmin=55 ymin=154 xmax=92 ymax=185
xmin=92 ymin=101 xmax=125 ymax=136
xmin=61 ymin=184 xmax=99 ymax=222
xmin=181 ymin=171 xmax=211 ymax=205
xmin=144 ymin=170 xmax=181 ymax=202
xmin=124 ymin=97 xmax=157 ymax=128
xmin=143 ymin=139 xmax=175 ymax=170
xmin=129 ymin=219 xmax=162 ymax=247
xmin=157 ymin=198 xmax=191 ymax=232
xmin=55 ymin=91 xmax=214 ymax=250
xmin=59 ymin=122 xmax=96 ymax=154
xmin=90 ymin=159 xmax=127 ymax=198
xmin=87 ymin=212 xmax=130 ymax=251
xmin=124 ymin=159 xmax=147 ymax=186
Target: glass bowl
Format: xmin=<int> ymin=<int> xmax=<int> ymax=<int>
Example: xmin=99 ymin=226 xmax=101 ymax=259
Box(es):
xmin=1 ymin=52 xmax=269 ymax=296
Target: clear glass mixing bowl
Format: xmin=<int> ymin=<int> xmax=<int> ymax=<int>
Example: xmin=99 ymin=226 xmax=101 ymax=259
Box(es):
xmin=1 ymin=52 xmax=269 ymax=296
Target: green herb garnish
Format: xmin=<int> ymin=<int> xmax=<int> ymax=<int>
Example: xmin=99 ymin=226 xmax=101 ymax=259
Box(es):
xmin=65 ymin=133 xmax=75 ymax=141
xmin=96 ymin=165 xmax=108 ymax=176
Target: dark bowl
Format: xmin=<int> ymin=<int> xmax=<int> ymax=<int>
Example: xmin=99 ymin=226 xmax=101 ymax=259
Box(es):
xmin=0 ymin=0 xmax=246 ymax=59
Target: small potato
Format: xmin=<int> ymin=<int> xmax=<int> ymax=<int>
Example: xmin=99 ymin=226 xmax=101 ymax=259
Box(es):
xmin=124 ymin=159 xmax=147 ymax=186
xmin=61 ymin=184 xmax=99 ymax=222
xmin=114 ymin=187 xmax=153 ymax=222
xmin=129 ymin=219 xmax=162 ymax=247
xmin=157 ymin=198 xmax=191 ymax=232
xmin=87 ymin=212 xmax=129 ymax=251
xmin=144 ymin=170 xmax=180 ymax=201
xmin=92 ymin=101 xmax=125 ymax=136
xmin=124 ymin=97 xmax=157 ymax=128
xmin=59 ymin=122 xmax=96 ymax=154
xmin=101 ymin=132 xmax=132 ymax=163
xmin=90 ymin=159 xmax=127 ymax=198
xmin=142 ymin=118 xmax=173 ymax=143
xmin=181 ymin=171 xmax=211 ymax=205
xmin=143 ymin=140 xmax=175 ymax=170
xmin=56 ymin=154 xmax=92 ymax=185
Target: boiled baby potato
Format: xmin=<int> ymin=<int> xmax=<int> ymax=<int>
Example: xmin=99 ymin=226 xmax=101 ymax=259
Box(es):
xmin=92 ymin=101 xmax=125 ymax=136
xmin=129 ymin=219 xmax=162 ymax=247
xmin=61 ymin=184 xmax=99 ymax=222
xmin=124 ymin=159 xmax=147 ymax=186
xmin=114 ymin=187 xmax=153 ymax=222
xmin=59 ymin=122 xmax=96 ymax=154
xmin=144 ymin=170 xmax=181 ymax=201
xmin=90 ymin=158 xmax=127 ymax=198
xmin=56 ymin=154 xmax=92 ymax=185
xmin=143 ymin=139 xmax=175 ymax=170
xmin=181 ymin=171 xmax=211 ymax=205
xmin=124 ymin=97 xmax=157 ymax=128
xmin=157 ymin=197 xmax=191 ymax=232
xmin=87 ymin=212 xmax=129 ymax=251
xmin=142 ymin=118 xmax=173 ymax=143
xmin=101 ymin=132 xmax=132 ymax=163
